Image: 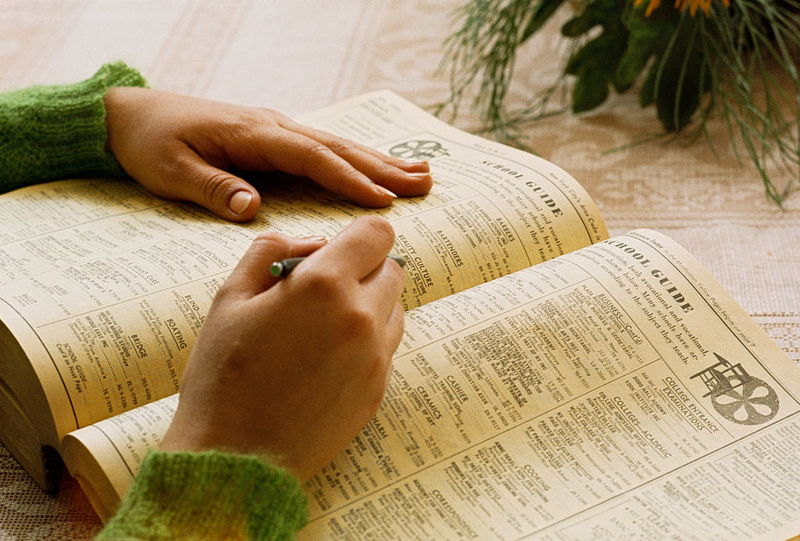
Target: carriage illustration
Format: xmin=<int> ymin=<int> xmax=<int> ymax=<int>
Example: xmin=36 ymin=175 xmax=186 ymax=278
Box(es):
xmin=689 ymin=353 xmax=779 ymax=425
xmin=389 ymin=140 xmax=449 ymax=160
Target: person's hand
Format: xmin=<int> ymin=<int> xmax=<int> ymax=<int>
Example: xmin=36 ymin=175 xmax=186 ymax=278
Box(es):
xmin=103 ymin=87 xmax=432 ymax=222
xmin=159 ymin=216 xmax=405 ymax=480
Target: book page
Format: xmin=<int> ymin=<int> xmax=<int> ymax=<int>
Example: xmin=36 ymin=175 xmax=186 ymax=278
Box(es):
xmin=0 ymin=181 xmax=241 ymax=440
xmin=0 ymin=90 xmax=606 ymax=439
xmin=61 ymin=395 xmax=177 ymax=522
xmin=296 ymin=230 xmax=800 ymax=539
xmin=63 ymin=230 xmax=800 ymax=538
xmin=296 ymin=90 xmax=608 ymax=308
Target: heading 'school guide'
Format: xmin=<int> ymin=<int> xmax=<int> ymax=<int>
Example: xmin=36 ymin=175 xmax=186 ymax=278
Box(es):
xmin=0 ymin=91 xmax=798 ymax=540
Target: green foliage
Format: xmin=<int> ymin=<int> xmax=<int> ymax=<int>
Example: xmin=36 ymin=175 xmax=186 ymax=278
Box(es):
xmin=438 ymin=0 xmax=800 ymax=204
xmin=437 ymin=0 xmax=545 ymax=133
xmin=562 ymin=0 xmax=630 ymax=112
xmin=521 ymin=0 xmax=568 ymax=40
xmin=654 ymin=18 xmax=710 ymax=130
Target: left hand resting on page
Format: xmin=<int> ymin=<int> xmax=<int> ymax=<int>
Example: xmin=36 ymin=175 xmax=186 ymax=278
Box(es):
xmin=103 ymin=87 xmax=432 ymax=222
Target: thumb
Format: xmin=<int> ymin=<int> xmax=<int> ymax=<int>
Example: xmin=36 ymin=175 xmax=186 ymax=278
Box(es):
xmin=179 ymin=160 xmax=262 ymax=222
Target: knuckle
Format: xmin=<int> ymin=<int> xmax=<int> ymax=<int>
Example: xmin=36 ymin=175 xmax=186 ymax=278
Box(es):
xmin=300 ymin=143 xmax=360 ymax=195
xmin=336 ymin=306 xmax=377 ymax=341
xmin=301 ymin=268 xmax=343 ymax=300
xmin=257 ymin=107 xmax=286 ymax=123
xmin=250 ymin=231 xmax=290 ymax=252
xmin=246 ymin=233 xmax=293 ymax=265
xmin=300 ymin=143 xmax=341 ymax=188
xmin=216 ymin=233 xmax=288 ymax=299
xmin=223 ymin=106 xmax=262 ymax=130
xmin=370 ymin=159 xmax=396 ymax=176
xmin=200 ymin=170 xmax=238 ymax=205
xmin=302 ymin=142 xmax=335 ymax=168
xmin=200 ymin=112 xmax=249 ymax=148
xmin=214 ymin=337 xmax=252 ymax=381
xmin=325 ymin=138 xmax=354 ymax=157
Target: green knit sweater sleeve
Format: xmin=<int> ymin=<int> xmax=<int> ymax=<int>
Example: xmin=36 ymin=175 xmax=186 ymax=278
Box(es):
xmin=98 ymin=450 xmax=309 ymax=540
xmin=0 ymin=61 xmax=147 ymax=194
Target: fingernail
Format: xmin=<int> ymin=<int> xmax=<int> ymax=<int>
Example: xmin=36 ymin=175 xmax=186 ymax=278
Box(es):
xmin=405 ymin=173 xmax=432 ymax=182
xmin=375 ymin=185 xmax=398 ymax=199
xmin=403 ymin=160 xmax=430 ymax=172
xmin=303 ymin=235 xmax=327 ymax=242
xmin=229 ymin=191 xmax=253 ymax=214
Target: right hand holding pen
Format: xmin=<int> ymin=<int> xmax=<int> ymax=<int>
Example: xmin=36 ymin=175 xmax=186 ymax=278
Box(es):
xmin=160 ymin=216 xmax=405 ymax=481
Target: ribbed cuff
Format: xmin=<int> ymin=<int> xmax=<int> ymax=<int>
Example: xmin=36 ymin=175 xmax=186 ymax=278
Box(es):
xmin=0 ymin=61 xmax=147 ymax=193
xmin=98 ymin=450 xmax=309 ymax=540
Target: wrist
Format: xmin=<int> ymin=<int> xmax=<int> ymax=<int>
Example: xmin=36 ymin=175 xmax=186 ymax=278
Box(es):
xmin=0 ymin=61 xmax=147 ymax=192
xmin=160 ymin=418 xmax=305 ymax=481
xmin=103 ymin=85 xmax=146 ymax=159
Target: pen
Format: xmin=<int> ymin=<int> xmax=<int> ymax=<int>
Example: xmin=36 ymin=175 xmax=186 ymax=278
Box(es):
xmin=270 ymin=254 xmax=406 ymax=277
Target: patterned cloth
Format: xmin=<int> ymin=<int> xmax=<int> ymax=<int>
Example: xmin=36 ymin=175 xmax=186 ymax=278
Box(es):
xmin=1 ymin=1 xmax=797 ymax=538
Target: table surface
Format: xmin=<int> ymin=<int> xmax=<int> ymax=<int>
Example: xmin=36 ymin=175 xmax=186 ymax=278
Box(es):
xmin=1 ymin=1 xmax=798 ymax=538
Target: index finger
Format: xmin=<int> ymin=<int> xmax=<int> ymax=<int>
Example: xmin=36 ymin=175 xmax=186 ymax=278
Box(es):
xmin=219 ymin=233 xmax=327 ymax=301
xmin=236 ymin=128 xmax=397 ymax=207
xmin=296 ymin=216 xmax=397 ymax=282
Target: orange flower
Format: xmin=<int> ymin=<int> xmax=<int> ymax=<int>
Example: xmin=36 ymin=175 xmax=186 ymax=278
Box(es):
xmin=634 ymin=0 xmax=730 ymax=16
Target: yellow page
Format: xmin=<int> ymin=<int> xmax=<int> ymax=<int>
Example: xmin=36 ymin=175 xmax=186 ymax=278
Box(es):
xmin=297 ymin=230 xmax=800 ymax=539
xmin=0 ymin=90 xmax=605 ymax=440
xmin=61 ymin=395 xmax=177 ymax=522
xmin=64 ymin=230 xmax=800 ymax=539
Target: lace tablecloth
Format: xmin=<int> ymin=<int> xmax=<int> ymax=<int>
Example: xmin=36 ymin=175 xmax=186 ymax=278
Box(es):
xmin=1 ymin=0 xmax=797 ymax=538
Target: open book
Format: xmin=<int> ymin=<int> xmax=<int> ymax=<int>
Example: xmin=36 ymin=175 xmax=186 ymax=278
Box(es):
xmin=1 ymin=91 xmax=798 ymax=539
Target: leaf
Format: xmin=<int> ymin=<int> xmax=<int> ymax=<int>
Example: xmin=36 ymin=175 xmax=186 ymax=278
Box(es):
xmin=572 ymin=64 xmax=611 ymax=112
xmin=653 ymin=20 xmax=707 ymax=131
xmin=616 ymin=30 xmax=661 ymax=90
xmin=562 ymin=11 xmax=602 ymax=37
xmin=639 ymin=61 xmax=658 ymax=107
xmin=615 ymin=2 xmax=676 ymax=92
xmin=562 ymin=0 xmax=621 ymax=37
xmin=520 ymin=0 xmax=568 ymax=42
xmin=565 ymin=38 xmax=601 ymax=75
xmin=563 ymin=2 xmax=630 ymax=113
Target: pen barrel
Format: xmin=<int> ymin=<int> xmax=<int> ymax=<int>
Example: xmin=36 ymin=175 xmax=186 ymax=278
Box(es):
xmin=388 ymin=254 xmax=406 ymax=268
xmin=270 ymin=254 xmax=405 ymax=277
